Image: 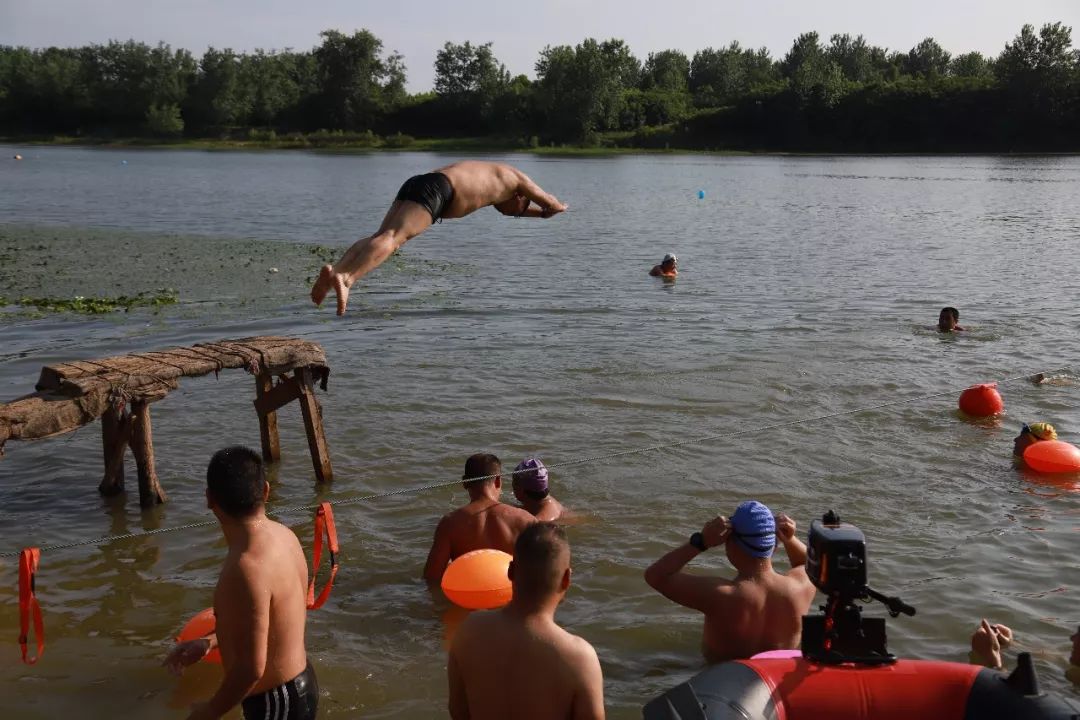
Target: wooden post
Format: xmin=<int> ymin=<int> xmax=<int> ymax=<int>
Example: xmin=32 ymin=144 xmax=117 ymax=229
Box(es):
xmin=130 ymin=400 xmax=166 ymax=507
xmin=295 ymin=367 xmax=332 ymax=484
xmin=255 ymin=372 xmax=281 ymax=463
xmin=99 ymin=406 xmax=128 ymax=496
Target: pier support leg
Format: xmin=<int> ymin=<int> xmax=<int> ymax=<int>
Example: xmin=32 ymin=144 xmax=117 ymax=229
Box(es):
xmin=130 ymin=400 xmax=166 ymax=507
xmin=99 ymin=406 xmax=129 ymax=497
xmin=255 ymin=372 xmax=281 ymax=464
xmin=295 ymin=368 xmax=332 ymax=484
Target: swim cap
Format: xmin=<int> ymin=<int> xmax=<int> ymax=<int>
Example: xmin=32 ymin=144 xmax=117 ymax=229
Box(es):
xmin=1025 ymin=422 xmax=1058 ymax=441
xmin=513 ymin=458 xmax=548 ymax=493
xmin=730 ymin=500 xmax=776 ymax=558
xmin=662 ymin=253 xmax=677 ymax=264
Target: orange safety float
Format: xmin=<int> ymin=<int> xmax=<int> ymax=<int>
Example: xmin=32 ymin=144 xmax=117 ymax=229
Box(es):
xmin=958 ymin=383 xmax=1004 ymax=417
xmin=1024 ymin=440 xmax=1080 ymax=473
xmin=441 ymin=549 xmax=513 ymax=610
xmin=175 ymin=502 xmax=339 ymax=665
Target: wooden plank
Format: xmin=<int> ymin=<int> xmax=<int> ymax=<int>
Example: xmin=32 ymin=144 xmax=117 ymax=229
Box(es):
xmin=130 ymin=400 xmax=166 ymax=507
xmin=296 ymin=368 xmax=333 ymax=484
xmin=98 ymin=407 xmax=130 ymax=497
xmin=253 ymin=375 xmax=302 ymax=417
xmin=36 ymin=337 xmax=327 ymax=400
xmin=255 ymin=373 xmax=282 ymax=464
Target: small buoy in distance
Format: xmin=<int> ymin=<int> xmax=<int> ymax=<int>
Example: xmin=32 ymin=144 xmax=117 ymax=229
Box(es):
xmin=268 ymin=267 xmax=279 ymax=273
xmin=176 ymin=607 xmax=221 ymax=664
xmin=441 ymin=549 xmax=513 ymax=610
xmin=697 ymin=189 xmax=705 ymax=199
xmin=13 ymin=154 xmax=22 ymax=161
xmin=958 ymin=383 xmax=1003 ymax=418
xmin=1024 ymin=440 xmax=1080 ymax=473
xmin=121 ymin=160 xmax=128 ymax=165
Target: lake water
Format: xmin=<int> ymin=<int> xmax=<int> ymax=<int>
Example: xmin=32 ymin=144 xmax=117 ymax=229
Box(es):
xmin=1 ymin=146 xmax=1078 ymax=718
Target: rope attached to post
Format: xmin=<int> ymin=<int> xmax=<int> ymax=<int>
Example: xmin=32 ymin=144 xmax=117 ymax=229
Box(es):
xmin=18 ymin=548 xmax=44 ymax=665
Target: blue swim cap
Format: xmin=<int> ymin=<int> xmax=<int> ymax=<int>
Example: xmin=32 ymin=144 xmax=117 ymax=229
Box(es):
xmin=730 ymin=501 xmax=776 ymax=558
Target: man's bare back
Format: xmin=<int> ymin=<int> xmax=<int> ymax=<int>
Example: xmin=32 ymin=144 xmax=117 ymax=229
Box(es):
xmin=450 ymin=610 xmax=603 ymax=720
xmin=310 ymin=160 xmax=567 ymax=315
xmin=214 ymin=519 xmax=309 ymax=694
xmin=424 ymin=498 xmax=535 ymax=585
xmin=700 ymin=571 xmax=813 ymax=662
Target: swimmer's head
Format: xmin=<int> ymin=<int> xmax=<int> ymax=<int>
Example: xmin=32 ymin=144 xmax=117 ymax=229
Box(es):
xmin=661 ymin=253 xmax=677 ymax=269
xmin=512 ymin=457 xmax=549 ymax=501
xmin=206 ymin=446 xmax=268 ymax=518
xmin=1014 ymin=422 xmax=1057 ymax=456
xmin=509 ymin=521 xmax=571 ymax=600
xmin=726 ymin=500 xmax=776 ymax=563
xmin=463 ymin=452 xmax=502 ymax=493
xmin=938 ymin=306 xmax=960 ymax=331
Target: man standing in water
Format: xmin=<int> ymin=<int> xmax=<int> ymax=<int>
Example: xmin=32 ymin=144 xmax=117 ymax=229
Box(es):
xmin=644 ymin=500 xmax=816 ymax=663
xmin=511 ymin=458 xmax=567 ymax=522
xmin=311 ymin=161 xmax=568 ymax=315
xmin=164 ymin=447 xmax=317 ymax=720
xmin=423 ymin=453 xmax=536 ymax=586
xmin=448 ymin=522 xmax=605 ymax=719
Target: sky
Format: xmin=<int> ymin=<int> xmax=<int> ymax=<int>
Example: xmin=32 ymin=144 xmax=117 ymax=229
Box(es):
xmin=3 ymin=0 xmax=1079 ymax=92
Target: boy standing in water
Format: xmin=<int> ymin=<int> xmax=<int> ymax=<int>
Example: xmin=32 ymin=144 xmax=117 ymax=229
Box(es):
xmin=164 ymin=447 xmax=317 ymax=720
xmin=310 ymin=161 xmax=567 ymax=316
xmin=448 ymin=523 xmax=605 ymax=719
xmin=644 ymin=500 xmax=816 ymax=663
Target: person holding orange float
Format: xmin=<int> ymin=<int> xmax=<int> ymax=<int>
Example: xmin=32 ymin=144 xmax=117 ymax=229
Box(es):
xmin=448 ymin=523 xmax=605 ymax=720
xmin=649 ymin=253 xmax=678 ymax=278
xmin=164 ymin=447 xmax=316 ymax=720
xmin=1013 ymin=422 xmax=1057 ymax=458
xmin=423 ymin=453 xmax=536 ymax=587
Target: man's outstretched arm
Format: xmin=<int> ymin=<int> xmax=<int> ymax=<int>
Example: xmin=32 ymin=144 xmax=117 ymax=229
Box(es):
xmin=513 ymin=170 xmax=567 ymax=216
xmin=644 ymin=517 xmax=732 ymax=612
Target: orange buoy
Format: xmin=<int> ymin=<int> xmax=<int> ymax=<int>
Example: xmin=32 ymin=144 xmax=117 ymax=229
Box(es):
xmin=958 ymin=383 xmax=1003 ymax=417
xmin=1024 ymin=440 xmax=1080 ymax=473
xmin=441 ymin=549 xmax=513 ymax=610
xmin=176 ymin=607 xmax=221 ymax=664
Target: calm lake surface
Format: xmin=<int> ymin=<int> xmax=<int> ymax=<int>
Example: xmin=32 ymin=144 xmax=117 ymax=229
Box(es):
xmin=0 ymin=146 xmax=1078 ymax=718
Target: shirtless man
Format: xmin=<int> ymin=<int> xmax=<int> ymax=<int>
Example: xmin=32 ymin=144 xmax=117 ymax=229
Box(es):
xmin=1013 ymin=421 xmax=1057 ymax=457
xmin=649 ymin=253 xmax=678 ymax=278
xmin=423 ymin=453 xmax=536 ymax=586
xmin=448 ymin=522 xmax=605 ymax=720
xmin=511 ymin=457 xmax=566 ymax=522
xmin=644 ymin=500 xmax=817 ymax=663
xmin=311 ymin=161 xmax=568 ymax=315
xmin=164 ymin=447 xmax=317 ymax=720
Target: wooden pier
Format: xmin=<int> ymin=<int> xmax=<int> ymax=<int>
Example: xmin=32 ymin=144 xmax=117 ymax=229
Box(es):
xmin=0 ymin=337 xmax=333 ymax=507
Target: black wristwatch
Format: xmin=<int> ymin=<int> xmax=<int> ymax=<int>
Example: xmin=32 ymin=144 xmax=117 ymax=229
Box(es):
xmin=689 ymin=531 xmax=708 ymax=551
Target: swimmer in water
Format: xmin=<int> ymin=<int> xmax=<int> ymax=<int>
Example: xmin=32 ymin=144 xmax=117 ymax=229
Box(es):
xmin=1013 ymin=422 xmax=1057 ymax=458
xmin=511 ymin=458 xmax=567 ymax=522
xmin=311 ymin=161 xmax=567 ymax=315
xmin=937 ymin=306 xmax=965 ymax=332
xmin=164 ymin=447 xmax=317 ymax=720
xmin=422 ymin=453 xmax=536 ymax=587
xmin=448 ymin=523 xmax=604 ymax=720
xmin=649 ymin=253 xmax=678 ymax=278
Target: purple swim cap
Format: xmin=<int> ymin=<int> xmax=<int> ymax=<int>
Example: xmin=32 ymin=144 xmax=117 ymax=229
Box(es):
xmin=730 ymin=500 xmax=776 ymax=558
xmin=513 ymin=458 xmax=548 ymax=493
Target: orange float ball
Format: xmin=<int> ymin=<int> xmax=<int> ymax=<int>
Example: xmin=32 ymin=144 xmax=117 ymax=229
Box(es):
xmin=1024 ymin=440 xmax=1080 ymax=473
xmin=958 ymin=383 xmax=1003 ymax=417
xmin=441 ymin=549 xmax=513 ymax=610
xmin=177 ymin=607 xmax=221 ymax=664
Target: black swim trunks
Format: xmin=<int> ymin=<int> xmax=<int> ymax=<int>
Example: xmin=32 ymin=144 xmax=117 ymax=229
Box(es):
xmin=395 ymin=172 xmax=455 ymax=220
xmin=241 ymin=662 xmax=318 ymax=720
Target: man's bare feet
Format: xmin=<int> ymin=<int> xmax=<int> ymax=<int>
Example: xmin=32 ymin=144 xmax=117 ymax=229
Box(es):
xmin=311 ymin=264 xmax=351 ymax=316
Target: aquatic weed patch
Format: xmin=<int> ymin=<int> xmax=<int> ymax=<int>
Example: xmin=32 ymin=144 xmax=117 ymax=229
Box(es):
xmin=11 ymin=289 xmax=179 ymax=314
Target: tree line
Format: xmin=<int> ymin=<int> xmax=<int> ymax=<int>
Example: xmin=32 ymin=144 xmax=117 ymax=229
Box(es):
xmin=1 ymin=23 xmax=1078 ymax=151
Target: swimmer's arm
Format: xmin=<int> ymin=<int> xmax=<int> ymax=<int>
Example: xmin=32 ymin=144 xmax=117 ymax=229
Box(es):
xmin=644 ymin=544 xmax=730 ymax=612
xmin=423 ymin=516 xmax=453 ymax=587
xmin=649 ymin=266 xmax=661 ymax=276
xmin=513 ymin=170 xmax=567 ymax=215
xmin=198 ymin=566 xmax=269 ymax=719
xmin=447 ymin=635 xmax=470 ymax=719
xmin=572 ymin=642 xmax=606 ymax=720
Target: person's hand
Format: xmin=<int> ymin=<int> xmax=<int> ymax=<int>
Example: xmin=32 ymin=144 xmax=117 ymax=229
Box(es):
xmin=540 ymin=200 xmax=568 ymax=218
xmin=991 ymin=622 xmax=1014 ymax=649
xmin=701 ymin=516 xmax=732 ymax=550
xmin=971 ymin=618 xmax=1005 ymax=669
xmin=164 ymin=638 xmax=211 ymax=677
xmin=776 ymin=513 xmax=796 ymax=543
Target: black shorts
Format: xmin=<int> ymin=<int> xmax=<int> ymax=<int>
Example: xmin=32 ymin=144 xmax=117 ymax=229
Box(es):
xmin=395 ymin=172 xmax=454 ymax=220
xmin=241 ymin=662 xmax=318 ymax=720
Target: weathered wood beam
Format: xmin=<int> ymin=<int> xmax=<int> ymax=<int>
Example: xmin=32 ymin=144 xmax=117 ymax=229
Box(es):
xmin=99 ymin=407 xmax=130 ymax=497
xmin=296 ymin=368 xmax=332 ymax=484
xmin=255 ymin=372 xmax=282 ymax=464
xmin=130 ymin=400 xmax=166 ymax=507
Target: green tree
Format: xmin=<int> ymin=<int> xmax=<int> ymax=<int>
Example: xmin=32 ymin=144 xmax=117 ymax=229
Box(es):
xmin=949 ymin=52 xmax=992 ymax=78
xmin=827 ymin=34 xmax=874 ymax=83
xmin=995 ymin=22 xmax=1076 ymax=88
xmin=185 ymin=48 xmax=250 ymax=131
xmin=433 ymin=41 xmax=509 ymax=128
xmin=782 ymin=32 xmax=845 ymax=105
xmin=145 ymin=102 xmax=183 ymax=136
xmin=690 ymin=42 xmax=777 ymax=107
xmin=641 ymin=50 xmax=690 ymax=92
xmin=314 ymin=29 xmax=406 ymax=131
xmin=903 ymin=38 xmax=951 ymax=78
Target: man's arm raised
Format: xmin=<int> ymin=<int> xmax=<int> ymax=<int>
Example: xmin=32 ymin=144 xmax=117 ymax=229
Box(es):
xmin=776 ymin=513 xmax=808 ymax=569
xmin=644 ymin=517 xmax=733 ymax=613
xmin=423 ymin=516 xmax=453 ymax=587
xmin=187 ymin=564 xmax=269 ymax=720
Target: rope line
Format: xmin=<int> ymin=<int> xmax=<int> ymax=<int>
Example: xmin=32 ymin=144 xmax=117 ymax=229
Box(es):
xmin=0 ymin=363 xmax=1069 ymax=558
